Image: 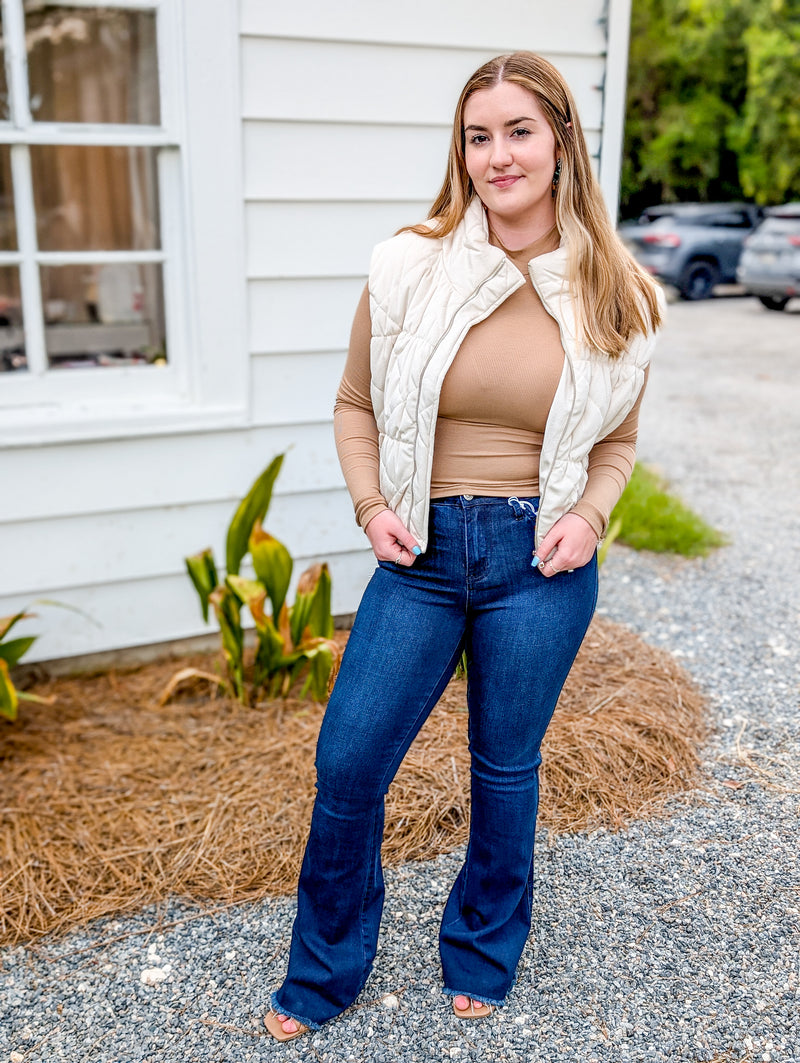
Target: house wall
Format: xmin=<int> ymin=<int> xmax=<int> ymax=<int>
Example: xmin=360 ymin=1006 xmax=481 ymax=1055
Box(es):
xmin=0 ymin=0 xmax=630 ymax=662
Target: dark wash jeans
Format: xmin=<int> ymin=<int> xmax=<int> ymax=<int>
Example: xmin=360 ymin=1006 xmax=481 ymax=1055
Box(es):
xmin=273 ymin=496 xmax=598 ymax=1029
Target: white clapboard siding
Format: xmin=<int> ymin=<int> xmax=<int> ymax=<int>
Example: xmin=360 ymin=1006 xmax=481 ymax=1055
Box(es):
xmin=239 ymin=0 xmax=607 ymax=57
xmin=0 ymin=424 xmax=342 ymax=524
xmin=246 ymin=201 xmax=430 ymax=279
xmin=1 ymin=488 xmax=367 ymax=599
xmin=248 ymin=278 xmax=365 ymax=355
xmin=242 ymin=38 xmax=605 ymax=133
xmin=3 ymin=548 xmax=375 ymax=661
xmin=243 ymin=121 xmax=452 ymax=202
xmin=249 ymin=351 xmax=345 ymax=427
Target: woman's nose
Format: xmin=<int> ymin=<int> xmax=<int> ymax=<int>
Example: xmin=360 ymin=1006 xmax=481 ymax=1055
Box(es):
xmin=490 ymin=140 xmax=513 ymax=168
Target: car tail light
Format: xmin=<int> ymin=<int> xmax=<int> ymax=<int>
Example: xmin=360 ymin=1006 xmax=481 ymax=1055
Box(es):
xmin=643 ymin=232 xmax=681 ymax=247
xmin=788 ymin=235 xmax=800 ymax=247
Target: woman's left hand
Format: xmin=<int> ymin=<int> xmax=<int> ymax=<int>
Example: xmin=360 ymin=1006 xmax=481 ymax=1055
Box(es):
xmin=534 ymin=512 xmax=598 ymax=578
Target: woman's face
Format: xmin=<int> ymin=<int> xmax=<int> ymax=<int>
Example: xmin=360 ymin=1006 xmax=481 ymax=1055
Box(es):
xmin=463 ymin=81 xmax=558 ymax=230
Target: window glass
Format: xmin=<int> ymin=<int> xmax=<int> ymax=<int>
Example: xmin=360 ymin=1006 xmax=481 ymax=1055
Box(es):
xmin=32 ymin=145 xmax=160 ymax=251
xmin=41 ymin=262 xmax=165 ymax=368
xmin=763 ymin=217 xmax=800 ymax=234
xmin=25 ymin=5 xmax=159 ymax=124
xmin=709 ymin=213 xmax=751 ymax=229
xmin=0 ymin=11 xmax=9 ymax=120
xmin=0 ymin=266 xmax=24 ymax=371
xmin=0 ymin=145 xmax=16 ymax=250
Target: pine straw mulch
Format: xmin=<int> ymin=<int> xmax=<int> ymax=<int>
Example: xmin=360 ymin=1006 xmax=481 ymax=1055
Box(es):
xmin=0 ymin=616 xmax=707 ymax=948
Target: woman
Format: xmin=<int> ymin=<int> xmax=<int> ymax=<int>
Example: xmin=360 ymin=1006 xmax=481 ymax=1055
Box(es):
xmin=266 ymin=51 xmax=664 ymax=1041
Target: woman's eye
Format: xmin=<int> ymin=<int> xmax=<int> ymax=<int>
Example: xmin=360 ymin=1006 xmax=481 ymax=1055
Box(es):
xmin=511 ymin=127 xmax=531 ymax=138
xmin=469 ymin=133 xmax=489 ymax=145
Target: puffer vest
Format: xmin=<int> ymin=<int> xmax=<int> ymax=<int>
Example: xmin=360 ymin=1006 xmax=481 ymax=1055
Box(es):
xmin=368 ymin=198 xmax=663 ymax=552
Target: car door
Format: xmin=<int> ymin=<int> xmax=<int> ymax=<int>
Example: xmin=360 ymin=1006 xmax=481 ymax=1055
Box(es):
xmin=707 ymin=212 xmax=755 ymax=281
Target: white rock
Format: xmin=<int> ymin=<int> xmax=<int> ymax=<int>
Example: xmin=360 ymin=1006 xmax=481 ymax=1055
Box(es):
xmin=140 ymin=965 xmax=171 ymax=986
xmin=10 ymin=1052 xmax=25 ymax=1063
xmin=381 ymin=994 xmax=400 ymax=1009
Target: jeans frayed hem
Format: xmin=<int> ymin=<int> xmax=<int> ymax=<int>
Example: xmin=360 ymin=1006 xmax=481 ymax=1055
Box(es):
xmin=443 ymin=986 xmax=507 ymax=1008
xmin=269 ymin=991 xmax=323 ymax=1031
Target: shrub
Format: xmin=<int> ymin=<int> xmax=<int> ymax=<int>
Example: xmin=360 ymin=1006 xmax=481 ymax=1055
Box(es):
xmin=185 ymin=454 xmax=339 ymax=703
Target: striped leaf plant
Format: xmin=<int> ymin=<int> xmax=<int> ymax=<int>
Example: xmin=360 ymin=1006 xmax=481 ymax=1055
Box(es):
xmin=0 ymin=609 xmax=56 ymax=721
xmin=184 ymin=454 xmax=339 ymax=704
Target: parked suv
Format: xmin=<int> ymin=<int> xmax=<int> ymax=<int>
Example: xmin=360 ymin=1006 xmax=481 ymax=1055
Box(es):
xmin=620 ymin=203 xmax=763 ymax=300
xmin=736 ymin=203 xmax=800 ymax=311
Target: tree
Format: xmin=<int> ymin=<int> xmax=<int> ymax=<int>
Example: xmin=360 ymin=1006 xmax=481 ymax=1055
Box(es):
xmin=733 ymin=0 xmax=800 ymax=203
xmin=622 ymin=0 xmax=800 ymax=217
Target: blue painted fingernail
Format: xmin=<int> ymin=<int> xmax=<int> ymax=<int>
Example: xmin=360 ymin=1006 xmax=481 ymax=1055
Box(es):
xmin=412 ymin=546 xmax=422 ymax=556
xmin=531 ymin=555 xmax=541 ymax=568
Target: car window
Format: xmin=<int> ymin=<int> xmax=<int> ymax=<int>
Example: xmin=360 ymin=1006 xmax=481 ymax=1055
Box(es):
xmin=760 ymin=217 xmax=800 ymax=236
xmin=646 ymin=214 xmax=700 ymax=229
xmin=707 ymin=212 xmax=752 ymax=228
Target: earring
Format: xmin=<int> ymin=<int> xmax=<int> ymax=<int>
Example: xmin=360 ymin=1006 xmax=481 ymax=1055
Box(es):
xmin=551 ymin=158 xmax=562 ymax=198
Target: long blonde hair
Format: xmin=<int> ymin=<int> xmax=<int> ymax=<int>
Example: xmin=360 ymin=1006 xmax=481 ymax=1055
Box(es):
xmin=404 ymin=52 xmax=662 ymax=356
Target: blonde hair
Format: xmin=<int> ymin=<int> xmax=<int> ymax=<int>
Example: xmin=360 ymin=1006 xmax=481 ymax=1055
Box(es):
xmin=404 ymin=52 xmax=662 ymax=357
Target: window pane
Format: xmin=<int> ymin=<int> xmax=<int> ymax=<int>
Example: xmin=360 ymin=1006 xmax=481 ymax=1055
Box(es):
xmin=0 ymin=10 xmax=9 ymax=121
xmin=32 ymin=145 xmax=160 ymax=251
xmin=26 ymin=6 xmax=159 ymax=125
xmin=0 ymin=145 xmax=16 ymax=250
xmin=0 ymin=267 xmax=25 ymax=372
xmin=41 ymin=262 xmax=166 ymax=369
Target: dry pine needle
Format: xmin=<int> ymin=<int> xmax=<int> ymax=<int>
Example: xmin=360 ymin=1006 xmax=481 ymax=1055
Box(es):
xmin=0 ymin=617 xmax=706 ymax=946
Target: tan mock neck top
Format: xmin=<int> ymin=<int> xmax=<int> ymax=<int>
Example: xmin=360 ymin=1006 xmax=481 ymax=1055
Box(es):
xmin=333 ymin=225 xmax=647 ymax=539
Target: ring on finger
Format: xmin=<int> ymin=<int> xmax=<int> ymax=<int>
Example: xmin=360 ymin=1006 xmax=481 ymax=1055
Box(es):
xmin=394 ymin=553 xmax=403 ymax=565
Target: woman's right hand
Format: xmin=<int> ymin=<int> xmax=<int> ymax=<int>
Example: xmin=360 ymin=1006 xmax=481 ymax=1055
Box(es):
xmin=364 ymin=509 xmax=421 ymax=566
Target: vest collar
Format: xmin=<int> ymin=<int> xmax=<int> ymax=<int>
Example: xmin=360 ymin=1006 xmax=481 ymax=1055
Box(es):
xmin=440 ymin=197 xmax=570 ymax=301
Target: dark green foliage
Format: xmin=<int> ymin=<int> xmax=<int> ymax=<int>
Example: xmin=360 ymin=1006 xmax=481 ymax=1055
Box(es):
xmin=622 ymin=0 xmax=800 ymax=217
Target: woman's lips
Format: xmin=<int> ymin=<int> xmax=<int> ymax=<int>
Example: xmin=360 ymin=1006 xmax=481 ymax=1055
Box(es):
xmin=489 ymin=175 xmax=521 ymax=188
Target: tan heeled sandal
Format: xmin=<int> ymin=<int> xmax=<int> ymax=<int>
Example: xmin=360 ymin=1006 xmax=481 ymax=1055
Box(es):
xmin=452 ymin=996 xmax=494 ymax=1020
xmin=264 ymin=1008 xmax=309 ymax=1042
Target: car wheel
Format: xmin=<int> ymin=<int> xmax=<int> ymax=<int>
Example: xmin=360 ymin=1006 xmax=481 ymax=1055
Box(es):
xmin=678 ymin=261 xmax=720 ymax=301
xmin=758 ymin=295 xmax=789 ymax=312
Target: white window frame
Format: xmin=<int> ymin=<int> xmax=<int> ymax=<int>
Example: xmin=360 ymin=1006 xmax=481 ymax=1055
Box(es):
xmin=0 ymin=0 xmax=248 ymax=444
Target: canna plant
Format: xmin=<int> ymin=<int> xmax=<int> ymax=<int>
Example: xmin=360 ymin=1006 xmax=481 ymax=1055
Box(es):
xmin=0 ymin=608 xmax=56 ymax=721
xmin=184 ymin=453 xmax=339 ymax=704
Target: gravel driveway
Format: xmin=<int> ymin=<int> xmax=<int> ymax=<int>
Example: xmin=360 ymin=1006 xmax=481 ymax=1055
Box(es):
xmin=2 ymin=297 xmax=798 ymax=1063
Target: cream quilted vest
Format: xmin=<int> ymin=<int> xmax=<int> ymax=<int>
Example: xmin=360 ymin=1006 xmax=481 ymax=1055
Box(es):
xmin=368 ymin=198 xmax=663 ymax=552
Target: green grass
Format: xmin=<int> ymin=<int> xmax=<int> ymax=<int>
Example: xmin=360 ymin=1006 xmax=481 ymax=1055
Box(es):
xmin=609 ymin=463 xmax=728 ymax=557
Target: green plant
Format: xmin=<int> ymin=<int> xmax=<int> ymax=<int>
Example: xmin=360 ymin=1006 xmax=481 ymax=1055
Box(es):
xmin=610 ymin=463 xmax=728 ymax=557
xmin=184 ymin=454 xmax=339 ymax=703
xmin=0 ymin=609 xmax=55 ymax=721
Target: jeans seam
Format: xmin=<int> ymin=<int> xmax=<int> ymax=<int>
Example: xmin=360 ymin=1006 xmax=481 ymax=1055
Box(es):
xmin=357 ymin=802 xmax=380 ymax=978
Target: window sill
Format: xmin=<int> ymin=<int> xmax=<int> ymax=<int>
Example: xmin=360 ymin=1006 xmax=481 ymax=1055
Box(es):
xmin=0 ymin=399 xmax=249 ymax=447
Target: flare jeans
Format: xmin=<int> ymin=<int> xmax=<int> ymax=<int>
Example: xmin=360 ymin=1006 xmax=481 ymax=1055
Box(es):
xmin=273 ymin=496 xmax=598 ymax=1029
